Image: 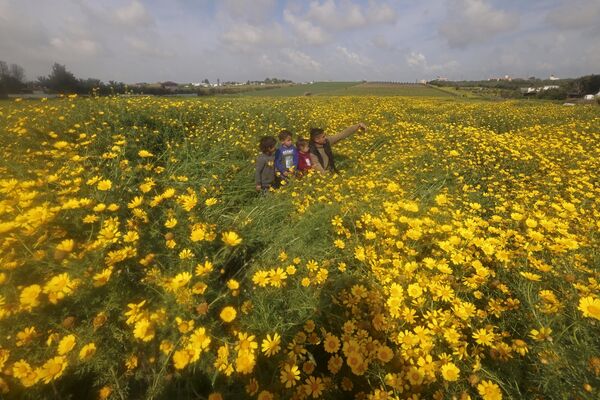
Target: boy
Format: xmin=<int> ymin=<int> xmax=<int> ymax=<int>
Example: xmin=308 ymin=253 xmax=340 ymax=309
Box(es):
xmin=274 ymin=129 xmax=298 ymax=181
xmin=296 ymin=137 xmax=312 ymax=174
xmin=255 ymin=136 xmax=277 ymax=192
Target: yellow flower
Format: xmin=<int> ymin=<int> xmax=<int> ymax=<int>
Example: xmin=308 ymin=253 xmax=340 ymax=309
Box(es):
xmin=97 ymin=179 xmax=112 ymax=191
xmin=220 ymin=306 xmax=237 ymax=322
xmin=257 ymin=390 xmax=273 ymax=400
xmin=235 ymin=350 xmax=256 ymax=374
xmin=261 ymin=333 xmax=281 ymax=357
xmin=57 ymin=334 xmax=76 ymax=355
xmin=173 ymin=349 xmax=191 ymax=369
xmin=303 ymin=376 xmax=325 ymax=398
xmin=441 ymin=362 xmax=460 ymax=381
xmin=205 ymin=197 xmax=218 ymax=206
xmin=79 ymin=343 xmax=97 ymax=360
xmin=280 ymin=364 xmax=300 ymax=388
xmin=20 ymin=284 xmax=42 ymax=311
xmin=222 ymin=231 xmax=242 ymax=246
xmin=128 ymin=196 xmax=143 ymax=209
xmin=93 ymin=267 xmax=113 ymax=287
xmin=56 ymin=239 xmax=75 ymax=253
xmin=376 ymin=345 xmax=394 ymax=363
xmin=13 ymin=359 xmax=38 ymax=387
xmin=170 ymin=272 xmax=192 ymax=290
xmin=138 ymin=150 xmax=153 ymax=157
xmin=16 ymin=326 xmax=37 ymax=347
xmin=133 ymin=318 xmax=155 ymax=341
xmin=407 ymin=283 xmax=423 ymax=298
xmin=578 ymin=296 xmax=600 ymax=320
xmin=473 ymin=328 xmax=495 ymax=346
xmin=323 ymin=334 xmax=340 ymax=353
xmin=477 ymin=380 xmax=503 ymax=400
xmin=99 ymin=386 xmax=113 ymax=400
xmin=38 ymin=356 xmax=68 ymax=384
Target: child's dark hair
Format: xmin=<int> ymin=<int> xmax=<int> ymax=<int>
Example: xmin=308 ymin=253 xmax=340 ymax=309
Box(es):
xmin=278 ymin=129 xmax=293 ymax=141
xmin=310 ymin=128 xmax=324 ymax=140
xmin=259 ymin=136 xmax=276 ymax=153
xmin=296 ymin=137 xmax=309 ymax=149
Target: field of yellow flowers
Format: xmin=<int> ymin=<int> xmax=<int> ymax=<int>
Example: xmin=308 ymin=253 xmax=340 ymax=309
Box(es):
xmin=0 ymin=95 xmax=599 ymax=399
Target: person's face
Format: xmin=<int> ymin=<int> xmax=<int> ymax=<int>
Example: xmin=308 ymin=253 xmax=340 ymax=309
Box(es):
xmin=313 ymin=133 xmax=326 ymax=145
xmin=282 ymin=137 xmax=293 ymax=147
xmin=267 ymin=145 xmax=276 ymax=155
xmin=300 ymin=144 xmax=309 ymax=153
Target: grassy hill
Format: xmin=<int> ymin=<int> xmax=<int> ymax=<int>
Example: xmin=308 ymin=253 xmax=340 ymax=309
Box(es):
xmin=240 ymin=82 xmax=456 ymax=97
xmin=240 ymin=82 xmax=359 ymax=96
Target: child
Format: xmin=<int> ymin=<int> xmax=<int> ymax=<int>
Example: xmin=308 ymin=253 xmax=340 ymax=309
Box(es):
xmin=255 ymin=136 xmax=277 ymax=192
xmin=274 ymin=129 xmax=298 ymax=181
xmin=296 ymin=137 xmax=312 ymax=175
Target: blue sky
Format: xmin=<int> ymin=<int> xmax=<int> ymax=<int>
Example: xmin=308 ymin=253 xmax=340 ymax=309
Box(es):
xmin=1 ymin=0 xmax=599 ymax=83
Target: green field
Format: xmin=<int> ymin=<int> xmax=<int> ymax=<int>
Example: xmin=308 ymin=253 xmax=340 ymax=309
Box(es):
xmin=240 ymin=82 xmax=456 ymax=97
xmin=241 ymin=82 xmax=358 ymax=96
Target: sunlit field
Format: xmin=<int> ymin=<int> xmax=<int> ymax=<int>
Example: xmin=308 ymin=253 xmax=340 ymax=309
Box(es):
xmin=0 ymin=95 xmax=599 ymax=399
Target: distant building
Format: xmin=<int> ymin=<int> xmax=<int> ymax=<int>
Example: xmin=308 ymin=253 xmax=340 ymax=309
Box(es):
xmin=584 ymin=94 xmax=595 ymax=100
xmin=521 ymin=87 xmax=537 ymax=95
xmin=489 ymin=75 xmax=512 ymax=81
xmin=549 ymin=75 xmax=560 ymax=81
xmin=542 ymin=85 xmax=560 ymax=91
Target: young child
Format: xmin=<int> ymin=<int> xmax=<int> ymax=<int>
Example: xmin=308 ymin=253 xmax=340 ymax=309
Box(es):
xmin=274 ymin=129 xmax=298 ymax=181
xmin=255 ymin=136 xmax=277 ymax=192
xmin=296 ymin=137 xmax=312 ymax=175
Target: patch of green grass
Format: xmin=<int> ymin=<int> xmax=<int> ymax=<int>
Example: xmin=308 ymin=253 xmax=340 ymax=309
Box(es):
xmin=240 ymin=82 xmax=360 ymax=97
xmin=325 ymin=83 xmax=455 ymax=97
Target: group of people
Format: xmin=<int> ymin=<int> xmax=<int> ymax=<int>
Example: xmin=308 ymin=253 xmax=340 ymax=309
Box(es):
xmin=254 ymin=122 xmax=367 ymax=192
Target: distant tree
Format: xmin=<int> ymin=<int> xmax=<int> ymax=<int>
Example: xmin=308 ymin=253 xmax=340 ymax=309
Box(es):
xmin=0 ymin=61 xmax=8 ymax=78
xmin=9 ymin=64 xmax=25 ymax=83
xmin=570 ymin=74 xmax=600 ymax=95
xmin=203 ymin=78 xmax=209 ymax=84
xmin=0 ymin=60 xmax=27 ymax=94
xmin=39 ymin=63 xmax=80 ymax=93
xmin=79 ymin=78 xmax=103 ymax=95
xmin=536 ymin=88 xmax=567 ymax=100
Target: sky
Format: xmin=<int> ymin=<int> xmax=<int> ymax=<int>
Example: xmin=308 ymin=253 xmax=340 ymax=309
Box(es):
xmin=1 ymin=0 xmax=599 ymax=83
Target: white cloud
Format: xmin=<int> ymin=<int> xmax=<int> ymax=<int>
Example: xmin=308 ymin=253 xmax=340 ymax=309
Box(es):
xmin=336 ymin=46 xmax=370 ymax=67
xmin=113 ymin=0 xmax=153 ymax=27
xmin=406 ymin=52 xmax=427 ymax=68
xmin=406 ymin=51 xmax=458 ymax=74
xmin=282 ymin=48 xmax=321 ymax=71
xmin=545 ymin=0 xmax=600 ymax=30
xmin=220 ymin=0 xmax=277 ymax=24
xmin=50 ymin=37 xmax=99 ymax=56
xmin=221 ymin=23 xmax=285 ymax=50
xmin=285 ymin=0 xmax=397 ymax=34
xmin=283 ymin=9 xmax=330 ymax=45
xmin=439 ymin=0 xmax=519 ymax=48
xmin=126 ymin=37 xmax=173 ymax=58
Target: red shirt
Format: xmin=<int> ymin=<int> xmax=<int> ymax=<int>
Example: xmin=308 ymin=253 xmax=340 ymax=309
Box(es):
xmin=298 ymin=151 xmax=312 ymax=172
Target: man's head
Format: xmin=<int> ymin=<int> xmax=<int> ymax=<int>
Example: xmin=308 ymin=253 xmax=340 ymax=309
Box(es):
xmin=310 ymin=128 xmax=326 ymax=145
xmin=259 ymin=136 xmax=276 ymax=155
xmin=278 ymin=130 xmax=293 ymax=147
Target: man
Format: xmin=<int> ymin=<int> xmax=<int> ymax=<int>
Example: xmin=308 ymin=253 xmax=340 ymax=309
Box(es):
xmin=309 ymin=122 xmax=367 ymax=173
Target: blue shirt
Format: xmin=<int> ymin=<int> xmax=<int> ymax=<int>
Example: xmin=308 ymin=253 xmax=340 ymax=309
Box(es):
xmin=274 ymin=144 xmax=298 ymax=175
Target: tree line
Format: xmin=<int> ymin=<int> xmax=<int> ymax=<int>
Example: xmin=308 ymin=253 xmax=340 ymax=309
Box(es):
xmin=429 ymin=75 xmax=600 ymax=100
xmin=0 ymin=61 xmax=292 ymax=97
